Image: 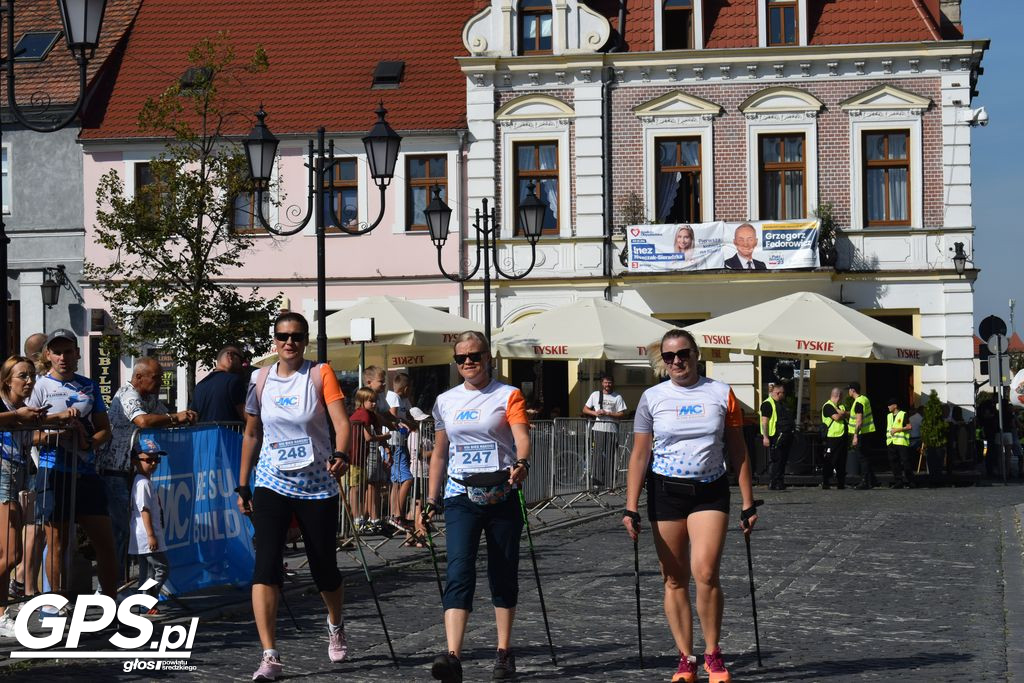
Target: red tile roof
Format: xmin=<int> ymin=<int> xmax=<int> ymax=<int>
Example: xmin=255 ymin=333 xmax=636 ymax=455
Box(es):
xmin=616 ymin=0 xmax=961 ymax=52
xmin=0 ymin=0 xmax=140 ymax=108
xmin=82 ymin=0 xmax=479 ymax=140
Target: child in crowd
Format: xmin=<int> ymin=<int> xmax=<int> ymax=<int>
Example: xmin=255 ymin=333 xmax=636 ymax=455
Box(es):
xmin=348 ymin=387 xmax=391 ymax=534
xmin=129 ymin=438 xmax=169 ymax=604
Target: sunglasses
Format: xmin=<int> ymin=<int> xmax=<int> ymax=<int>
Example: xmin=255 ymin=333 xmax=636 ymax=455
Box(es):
xmin=138 ymin=456 xmax=162 ymax=463
xmin=453 ymin=352 xmax=485 ymax=365
xmin=661 ymin=348 xmax=695 ymax=365
xmin=274 ymin=332 xmax=308 ymax=343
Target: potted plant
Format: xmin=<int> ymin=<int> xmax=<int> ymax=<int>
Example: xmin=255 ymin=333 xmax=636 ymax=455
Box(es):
xmin=921 ymin=390 xmax=948 ymax=485
xmin=814 ymin=202 xmax=839 ymax=268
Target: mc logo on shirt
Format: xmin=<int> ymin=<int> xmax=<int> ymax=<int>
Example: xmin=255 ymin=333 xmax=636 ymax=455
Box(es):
xmin=677 ymin=403 xmax=705 ymax=419
xmin=274 ymin=395 xmax=299 ymax=409
xmin=454 ymin=409 xmax=480 ymax=422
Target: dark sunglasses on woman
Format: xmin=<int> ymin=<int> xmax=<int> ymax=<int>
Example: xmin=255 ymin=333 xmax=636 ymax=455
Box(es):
xmin=453 ymin=352 xmax=484 ymax=365
xmin=661 ymin=348 xmax=694 ymax=364
xmin=275 ymin=332 xmax=308 ymax=343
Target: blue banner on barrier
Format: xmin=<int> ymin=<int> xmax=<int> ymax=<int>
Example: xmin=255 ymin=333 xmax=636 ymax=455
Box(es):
xmin=140 ymin=426 xmax=254 ymax=594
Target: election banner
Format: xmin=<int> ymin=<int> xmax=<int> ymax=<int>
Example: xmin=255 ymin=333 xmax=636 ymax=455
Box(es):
xmin=627 ymin=220 xmax=819 ymax=272
xmin=141 ymin=425 xmax=254 ymax=595
xmin=626 ymin=221 xmax=725 ymax=272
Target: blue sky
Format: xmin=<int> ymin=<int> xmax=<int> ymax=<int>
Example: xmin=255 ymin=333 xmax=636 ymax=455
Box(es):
xmin=964 ymin=0 xmax=1021 ymax=333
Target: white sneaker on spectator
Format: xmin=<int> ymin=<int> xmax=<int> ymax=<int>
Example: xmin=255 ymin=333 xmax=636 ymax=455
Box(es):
xmin=0 ymin=613 xmax=16 ymax=638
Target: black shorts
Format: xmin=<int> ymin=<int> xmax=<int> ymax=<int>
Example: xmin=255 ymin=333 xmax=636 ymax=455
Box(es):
xmin=35 ymin=469 xmax=109 ymax=524
xmin=646 ymin=472 xmax=730 ymax=522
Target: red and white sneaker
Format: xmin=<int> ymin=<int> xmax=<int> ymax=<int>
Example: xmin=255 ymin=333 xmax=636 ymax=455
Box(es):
xmin=672 ymin=653 xmax=698 ymax=682
xmin=703 ymin=647 xmax=731 ymax=683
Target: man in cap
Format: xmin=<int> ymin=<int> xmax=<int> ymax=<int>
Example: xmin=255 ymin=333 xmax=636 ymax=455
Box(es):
xmin=885 ymin=397 xmax=913 ymax=488
xmin=27 ymin=329 xmax=119 ymax=599
xmin=99 ymin=356 xmax=196 ymax=582
xmin=761 ymin=382 xmax=795 ymax=490
xmin=848 ymin=382 xmax=878 ymax=489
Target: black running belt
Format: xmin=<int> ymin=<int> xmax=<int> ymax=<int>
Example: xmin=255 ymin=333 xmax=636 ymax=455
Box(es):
xmin=452 ymin=469 xmax=511 ymax=487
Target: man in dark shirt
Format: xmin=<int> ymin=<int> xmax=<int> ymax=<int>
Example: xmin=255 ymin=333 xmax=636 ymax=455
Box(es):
xmin=191 ymin=345 xmax=246 ymax=423
xmin=761 ymin=382 xmax=795 ymax=489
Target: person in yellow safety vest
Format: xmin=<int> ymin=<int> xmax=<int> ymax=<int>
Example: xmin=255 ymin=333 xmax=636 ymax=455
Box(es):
xmin=820 ymin=387 xmax=849 ymax=489
xmin=847 ymin=382 xmax=878 ymax=490
xmin=885 ymin=398 xmax=914 ymax=489
xmin=761 ymin=383 xmax=795 ymax=490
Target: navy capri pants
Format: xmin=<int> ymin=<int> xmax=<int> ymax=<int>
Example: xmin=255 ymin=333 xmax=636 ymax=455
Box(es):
xmin=442 ymin=494 xmax=523 ymax=611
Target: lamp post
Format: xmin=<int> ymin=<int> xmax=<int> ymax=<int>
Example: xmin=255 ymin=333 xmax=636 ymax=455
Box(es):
xmin=423 ymin=184 xmax=546 ymax=346
xmin=242 ymin=104 xmax=401 ymax=363
xmin=1 ymin=0 xmax=108 ymax=359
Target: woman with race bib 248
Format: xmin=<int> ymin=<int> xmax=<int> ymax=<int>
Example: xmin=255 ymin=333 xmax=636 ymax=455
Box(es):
xmin=427 ymin=331 xmax=530 ymax=683
xmin=623 ymin=329 xmax=758 ymax=683
xmin=236 ymin=312 xmax=351 ymax=682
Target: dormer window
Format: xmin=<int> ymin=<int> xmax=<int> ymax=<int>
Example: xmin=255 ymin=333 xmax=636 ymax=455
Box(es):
xmin=519 ymin=0 xmax=552 ymax=54
xmin=663 ymin=0 xmax=694 ymax=50
xmin=767 ymin=0 xmax=798 ymax=46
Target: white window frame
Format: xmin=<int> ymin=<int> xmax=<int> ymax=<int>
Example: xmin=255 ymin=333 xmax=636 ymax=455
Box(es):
xmin=1 ymin=143 xmax=11 ymax=214
xmin=392 ymin=147 xmax=460 ymax=236
xmin=654 ymin=0 xmax=705 ymax=51
xmin=849 ymin=118 xmax=922 ymax=230
xmin=308 ymin=146 xmax=366 ymax=238
xmin=643 ymin=121 xmax=715 ymax=223
xmin=501 ymin=126 xmax=571 ymax=238
xmin=758 ymin=0 xmax=807 ymax=47
xmin=746 ymin=119 xmax=818 ymax=221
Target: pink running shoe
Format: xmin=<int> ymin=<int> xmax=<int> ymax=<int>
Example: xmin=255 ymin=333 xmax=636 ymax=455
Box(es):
xmin=252 ymin=653 xmax=283 ymax=681
xmin=328 ymin=626 xmax=348 ymax=663
xmin=672 ymin=653 xmax=698 ymax=682
xmin=703 ymin=647 xmax=731 ymax=683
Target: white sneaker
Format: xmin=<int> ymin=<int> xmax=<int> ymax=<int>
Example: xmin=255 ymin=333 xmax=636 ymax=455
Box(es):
xmin=0 ymin=612 xmax=17 ymax=638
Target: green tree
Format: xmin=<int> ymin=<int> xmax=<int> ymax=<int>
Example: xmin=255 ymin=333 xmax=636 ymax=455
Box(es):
xmin=921 ymin=390 xmax=948 ymax=449
xmin=86 ymin=34 xmax=278 ymax=401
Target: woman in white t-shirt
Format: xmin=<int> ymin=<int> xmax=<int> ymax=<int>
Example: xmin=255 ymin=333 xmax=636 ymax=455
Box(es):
xmin=427 ymin=331 xmax=530 ymax=683
xmin=622 ymin=329 xmax=758 ymax=683
xmin=236 ymin=312 xmax=351 ymax=682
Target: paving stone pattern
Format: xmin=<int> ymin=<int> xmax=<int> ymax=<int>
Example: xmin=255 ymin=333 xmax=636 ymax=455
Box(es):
xmin=4 ymin=485 xmax=1022 ymax=682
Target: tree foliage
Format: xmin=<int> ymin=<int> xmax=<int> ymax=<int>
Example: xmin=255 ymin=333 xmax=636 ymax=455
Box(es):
xmin=921 ymin=390 xmax=948 ymax=449
xmin=85 ymin=33 xmax=278 ymax=398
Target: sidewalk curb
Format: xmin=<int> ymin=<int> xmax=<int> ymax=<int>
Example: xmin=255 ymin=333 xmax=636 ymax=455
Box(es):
xmin=1002 ymin=503 xmax=1024 ymax=683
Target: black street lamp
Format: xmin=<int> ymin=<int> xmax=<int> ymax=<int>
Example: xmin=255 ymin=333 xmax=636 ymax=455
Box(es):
xmin=1 ymin=0 xmax=108 ymax=359
xmin=242 ymin=104 xmax=401 ymax=362
xmin=950 ymin=241 xmax=970 ymax=278
xmin=41 ymin=264 xmax=72 ymax=308
xmin=424 ymin=183 xmax=546 ymax=346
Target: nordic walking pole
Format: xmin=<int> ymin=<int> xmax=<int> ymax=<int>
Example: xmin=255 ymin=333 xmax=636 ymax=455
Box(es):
xmin=630 ymin=515 xmax=644 ymax=668
xmin=420 ymin=506 xmax=445 ymax=603
xmin=338 ymin=485 xmax=399 ymax=668
xmin=741 ymin=499 xmax=765 ymax=668
xmin=518 ymin=488 xmax=557 ymax=666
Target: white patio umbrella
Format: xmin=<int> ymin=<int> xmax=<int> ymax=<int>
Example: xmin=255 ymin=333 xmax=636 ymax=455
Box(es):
xmin=254 ymin=295 xmax=481 ymax=369
xmin=684 ymin=291 xmax=942 ymax=421
xmin=493 ymin=298 xmax=676 ymax=361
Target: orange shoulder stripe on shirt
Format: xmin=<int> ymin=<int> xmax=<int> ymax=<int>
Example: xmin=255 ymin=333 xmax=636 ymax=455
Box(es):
xmin=725 ymin=389 xmax=744 ymax=428
xmin=506 ymin=389 xmax=529 ymax=426
xmin=320 ymin=364 xmax=345 ymax=404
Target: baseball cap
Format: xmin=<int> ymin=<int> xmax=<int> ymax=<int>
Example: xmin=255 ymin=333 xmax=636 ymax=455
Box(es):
xmin=886 ymin=397 xmax=898 ymax=407
xmin=45 ymin=329 xmax=77 ymax=349
xmin=846 ymin=381 xmax=861 ymax=393
xmin=135 ymin=437 xmax=167 ymax=456
xmin=409 ymin=407 xmax=430 ymax=422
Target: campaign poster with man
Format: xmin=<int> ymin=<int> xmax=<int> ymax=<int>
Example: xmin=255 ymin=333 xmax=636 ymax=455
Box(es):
xmin=626 ymin=220 xmax=819 ymax=272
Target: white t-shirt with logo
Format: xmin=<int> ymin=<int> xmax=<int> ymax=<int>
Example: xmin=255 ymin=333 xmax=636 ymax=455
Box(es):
xmin=633 ymin=377 xmax=743 ymax=482
xmin=585 ymin=390 xmax=627 ymax=434
xmin=385 ymin=390 xmax=411 ymax=445
xmin=432 ymin=379 xmax=529 ymax=499
xmin=245 ymin=362 xmax=343 ymax=500
xmin=129 ymin=474 xmax=165 ymax=555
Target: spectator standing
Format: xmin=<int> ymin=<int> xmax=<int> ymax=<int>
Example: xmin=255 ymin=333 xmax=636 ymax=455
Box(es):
xmin=885 ymin=398 xmax=913 ymax=488
xmin=820 ymin=387 xmax=849 ymax=489
xmin=99 ymin=357 xmax=196 ymax=583
xmin=348 ymin=387 xmax=392 ymax=534
xmin=761 ymin=383 xmax=795 ymax=490
xmin=386 ymin=373 xmax=415 ymax=532
xmin=129 ymin=438 xmax=169 ymax=601
xmin=848 ymin=382 xmax=879 ymax=489
xmin=363 ymin=366 xmax=395 ymax=535
xmin=582 ymin=374 xmax=627 ymax=488
xmin=191 ymin=345 xmax=246 ymax=423
xmin=28 ymin=329 xmax=118 ymax=600
xmin=908 ymin=405 xmax=924 ymax=459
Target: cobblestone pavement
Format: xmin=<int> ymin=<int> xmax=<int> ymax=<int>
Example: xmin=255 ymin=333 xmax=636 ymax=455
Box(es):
xmin=3 ymin=484 xmax=1023 ymax=682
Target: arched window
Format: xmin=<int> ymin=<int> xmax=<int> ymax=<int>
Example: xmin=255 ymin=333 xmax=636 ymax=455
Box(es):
xmin=519 ymin=0 xmax=552 ymax=55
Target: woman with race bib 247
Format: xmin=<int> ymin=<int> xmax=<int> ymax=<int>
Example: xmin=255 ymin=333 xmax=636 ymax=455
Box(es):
xmin=427 ymin=331 xmax=530 ymax=683
xmin=236 ymin=312 xmax=351 ymax=682
xmin=623 ymin=329 xmax=758 ymax=683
